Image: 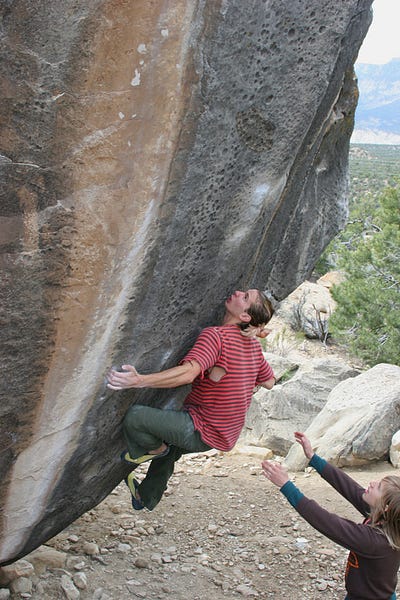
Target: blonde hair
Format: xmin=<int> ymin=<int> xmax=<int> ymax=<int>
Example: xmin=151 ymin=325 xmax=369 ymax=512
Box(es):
xmin=369 ymin=476 xmax=400 ymax=549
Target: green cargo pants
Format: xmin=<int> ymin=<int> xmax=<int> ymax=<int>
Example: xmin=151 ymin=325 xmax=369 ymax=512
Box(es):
xmin=122 ymin=404 xmax=212 ymax=510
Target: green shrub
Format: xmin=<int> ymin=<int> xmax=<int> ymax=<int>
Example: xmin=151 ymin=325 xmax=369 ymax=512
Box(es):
xmin=329 ymin=185 xmax=400 ymax=366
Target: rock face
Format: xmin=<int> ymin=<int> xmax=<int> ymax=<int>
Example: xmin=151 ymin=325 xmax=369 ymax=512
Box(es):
xmin=0 ymin=1 xmax=372 ymax=563
xmin=285 ymin=364 xmax=400 ymax=470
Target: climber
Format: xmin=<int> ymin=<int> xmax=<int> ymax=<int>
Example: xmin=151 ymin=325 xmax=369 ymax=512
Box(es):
xmin=107 ymin=288 xmax=276 ymax=511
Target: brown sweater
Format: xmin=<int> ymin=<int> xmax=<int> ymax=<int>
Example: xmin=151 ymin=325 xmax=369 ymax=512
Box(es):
xmin=280 ymin=455 xmax=400 ymax=600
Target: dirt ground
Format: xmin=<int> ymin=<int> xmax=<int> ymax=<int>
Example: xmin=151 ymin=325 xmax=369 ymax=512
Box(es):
xmin=30 ymin=449 xmax=398 ymax=600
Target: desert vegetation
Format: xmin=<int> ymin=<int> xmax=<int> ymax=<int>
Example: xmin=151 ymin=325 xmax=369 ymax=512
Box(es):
xmin=316 ymin=144 xmax=400 ymax=367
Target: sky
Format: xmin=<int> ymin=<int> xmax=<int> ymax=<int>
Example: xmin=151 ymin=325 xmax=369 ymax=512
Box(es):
xmin=356 ymin=0 xmax=400 ymax=64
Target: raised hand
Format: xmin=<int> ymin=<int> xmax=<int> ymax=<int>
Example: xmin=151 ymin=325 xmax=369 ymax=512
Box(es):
xmin=107 ymin=365 xmax=143 ymax=390
xmin=261 ymin=460 xmax=289 ymax=488
xmin=294 ymin=431 xmax=314 ymax=459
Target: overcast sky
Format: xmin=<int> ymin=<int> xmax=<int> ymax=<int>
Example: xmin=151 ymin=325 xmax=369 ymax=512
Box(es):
xmin=356 ymin=0 xmax=400 ymax=64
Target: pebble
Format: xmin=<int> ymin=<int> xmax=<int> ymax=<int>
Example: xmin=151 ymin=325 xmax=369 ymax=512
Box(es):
xmin=295 ymin=537 xmax=309 ymax=550
xmin=68 ymin=535 xmax=79 ymax=543
xmin=316 ymin=580 xmax=328 ymax=591
xmin=236 ymin=583 xmax=259 ymax=597
xmin=134 ymin=558 xmax=150 ymax=569
xmin=180 ymin=565 xmax=193 ymax=573
xmin=126 ymin=580 xmax=143 ymax=593
xmin=9 ymin=577 xmax=32 ymax=595
xmin=60 ymin=574 xmax=80 ymax=600
xmin=116 ymin=543 xmax=131 ymax=553
xmin=73 ymin=572 xmax=88 ymax=590
xmin=93 ymin=588 xmax=112 ymax=600
xmin=92 ymin=555 xmax=108 ymax=565
xmin=317 ymin=547 xmax=337 ymax=556
xmin=130 ymin=589 xmax=146 ymax=598
xmin=82 ymin=542 xmax=99 ymax=556
xmin=70 ymin=561 xmax=86 ymax=571
xmin=150 ymin=553 xmax=163 ymax=564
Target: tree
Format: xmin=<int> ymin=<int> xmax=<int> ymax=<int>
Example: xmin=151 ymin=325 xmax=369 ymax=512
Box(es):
xmin=329 ymin=185 xmax=400 ymax=366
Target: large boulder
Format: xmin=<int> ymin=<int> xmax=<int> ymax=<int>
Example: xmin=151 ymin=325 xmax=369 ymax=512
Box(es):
xmin=0 ymin=0 xmax=372 ymax=563
xmin=276 ymin=279 xmax=340 ymax=339
xmin=240 ymin=356 xmax=359 ymax=454
xmin=390 ymin=430 xmax=400 ymax=469
xmin=285 ymin=364 xmax=400 ymax=470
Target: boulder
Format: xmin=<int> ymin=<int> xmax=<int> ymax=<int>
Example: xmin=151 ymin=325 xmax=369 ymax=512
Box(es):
xmin=240 ymin=356 xmax=359 ymax=454
xmin=24 ymin=546 xmax=67 ymax=575
xmin=316 ymin=271 xmax=346 ymax=289
xmin=276 ymin=280 xmax=337 ymax=339
xmin=262 ymin=352 xmax=300 ymax=382
xmin=285 ymin=364 xmax=400 ymax=470
xmin=390 ymin=430 xmax=400 ymax=469
xmin=0 ymin=0 xmax=372 ymax=563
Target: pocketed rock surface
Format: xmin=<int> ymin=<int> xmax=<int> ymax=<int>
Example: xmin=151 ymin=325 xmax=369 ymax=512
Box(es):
xmin=2 ymin=450 xmax=398 ymax=600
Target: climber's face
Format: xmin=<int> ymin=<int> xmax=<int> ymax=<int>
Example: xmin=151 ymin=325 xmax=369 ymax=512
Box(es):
xmin=224 ymin=289 xmax=259 ymax=324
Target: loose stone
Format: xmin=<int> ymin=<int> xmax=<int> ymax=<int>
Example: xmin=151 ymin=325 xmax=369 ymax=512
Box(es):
xmin=134 ymin=558 xmax=150 ymax=569
xmin=60 ymin=574 xmax=80 ymax=600
xmin=73 ymin=572 xmax=88 ymax=590
xmin=82 ymin=542 xmax=99 ymax=556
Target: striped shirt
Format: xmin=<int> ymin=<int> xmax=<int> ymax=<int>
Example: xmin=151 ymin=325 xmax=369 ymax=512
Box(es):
xmin=182 ymin=325 xmax=274 ymax=451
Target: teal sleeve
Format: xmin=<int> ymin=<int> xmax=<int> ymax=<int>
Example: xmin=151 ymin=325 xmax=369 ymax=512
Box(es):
xmin=309 ymin=454 xmax=327 ymax=474
xmin=280 ymin=481 xmax=304 ymax=508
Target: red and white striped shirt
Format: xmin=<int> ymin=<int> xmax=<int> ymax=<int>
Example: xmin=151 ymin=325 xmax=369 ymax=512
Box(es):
xmin=182 ymin=325 xmax=274 ymax=451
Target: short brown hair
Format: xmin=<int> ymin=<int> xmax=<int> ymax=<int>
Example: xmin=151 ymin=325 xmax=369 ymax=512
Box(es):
xmin=239 ymin=290 xmax=274 ymax=331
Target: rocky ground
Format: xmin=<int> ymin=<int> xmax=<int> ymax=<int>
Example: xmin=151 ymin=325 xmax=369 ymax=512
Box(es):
xmin=3 ymin=449 xmax=398 ymax=600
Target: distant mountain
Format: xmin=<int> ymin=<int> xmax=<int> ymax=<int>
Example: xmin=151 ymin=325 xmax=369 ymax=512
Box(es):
xmin=352 ymin=58 xmax=400 ymax=144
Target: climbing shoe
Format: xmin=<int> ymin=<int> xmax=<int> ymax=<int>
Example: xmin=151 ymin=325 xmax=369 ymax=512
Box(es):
xmin=121 ymin=445 xmax=170 ymax=465
xmin=125 ymin=472 xmax=145 ymax=511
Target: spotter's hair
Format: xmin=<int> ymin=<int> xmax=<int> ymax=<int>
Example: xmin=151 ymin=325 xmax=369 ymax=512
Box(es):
xmin=369 ymin=476 xmax=400 ymax=549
